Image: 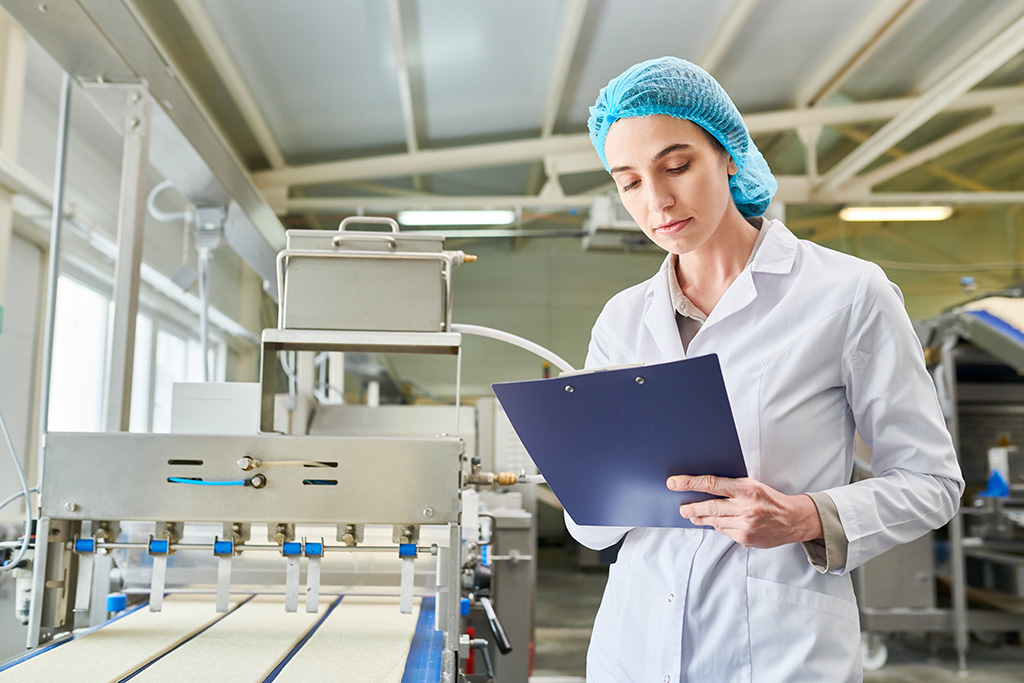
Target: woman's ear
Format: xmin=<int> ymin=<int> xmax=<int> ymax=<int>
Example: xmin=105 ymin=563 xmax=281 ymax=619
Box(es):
xmin=727 ymin=157 xmax=738 ymax=177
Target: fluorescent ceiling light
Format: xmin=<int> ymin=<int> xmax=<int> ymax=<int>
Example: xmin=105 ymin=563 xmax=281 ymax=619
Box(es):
xmin=839 ymin=205 xmax=953 ymax=222
xmin=397 ymin=210 xmax=516 ymax=226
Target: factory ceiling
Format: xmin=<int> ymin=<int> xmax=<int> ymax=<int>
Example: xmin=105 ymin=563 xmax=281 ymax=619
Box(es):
xmin=3 ymin=0 xmax=1024 ymax=243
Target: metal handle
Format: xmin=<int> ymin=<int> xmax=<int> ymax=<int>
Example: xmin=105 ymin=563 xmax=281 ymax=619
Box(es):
xmin=337 ymin=216 xmax=400 ymax=232
xmin=332 ymin=234 xmax=397 ymax=248
xmin=333 ymin=217 xmax=400 ymax=249
xmin=480 ymin=596 xmax=512 ymax=654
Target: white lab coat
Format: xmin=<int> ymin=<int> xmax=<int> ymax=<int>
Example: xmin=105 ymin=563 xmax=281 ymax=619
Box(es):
xmin=566 ymin=220 xmax=963 ymax=682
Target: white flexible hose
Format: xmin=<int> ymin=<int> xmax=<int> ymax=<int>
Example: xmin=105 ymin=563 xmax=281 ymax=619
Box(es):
xmin=0 ymin=406 xmax=32 ymax=571
xmin=147 ymin=179 xmax=187 ymax=223
xmin=450 ymin=323 xmax=576 ymax=374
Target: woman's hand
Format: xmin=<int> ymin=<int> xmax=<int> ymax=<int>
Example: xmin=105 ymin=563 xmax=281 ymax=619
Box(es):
xmin=668 ymin=475 xmax=823 ymax=549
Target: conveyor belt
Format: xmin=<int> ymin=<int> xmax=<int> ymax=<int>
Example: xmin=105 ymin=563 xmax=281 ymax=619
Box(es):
xmin=0 ymin=594 xmax=443 ymax=682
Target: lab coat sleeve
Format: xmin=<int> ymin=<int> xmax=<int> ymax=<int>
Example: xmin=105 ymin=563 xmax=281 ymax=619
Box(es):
xmin=825 ymin=266 xmax=964 ymax=573
xmin=562 ymin=305 xmax=636 ymax=550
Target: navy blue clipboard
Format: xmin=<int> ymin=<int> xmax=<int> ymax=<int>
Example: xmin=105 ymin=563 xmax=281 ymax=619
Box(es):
xmin=491 ymin=354 xmax=747 ymax=528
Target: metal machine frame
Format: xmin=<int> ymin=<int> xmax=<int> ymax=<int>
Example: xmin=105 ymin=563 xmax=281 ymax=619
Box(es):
xmin=858 ymin=304 xmax=1024 ymax=671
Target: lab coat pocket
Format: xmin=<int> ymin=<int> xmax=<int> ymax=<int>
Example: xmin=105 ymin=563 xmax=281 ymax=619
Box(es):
xmin=746 ymin=576 xmax=860 ymax=682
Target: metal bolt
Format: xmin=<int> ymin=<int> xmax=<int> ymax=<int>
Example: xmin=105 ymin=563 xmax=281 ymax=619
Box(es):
xmin=38 ymin=4 xmax=47 ymax=12
xmin=130 ymin=92 xmax=141 ymax=103
xmin=128 ymin=117 xmax=140 ymax=129
xmin=64 ymin=502 xmax=77 ymax=512
xmin=423 ymin=508 xmax=434 ymax=519
xmin=565 ymin=385 xmax=574 ymax=393
xmin=636 ymin=376 xmax=645 ymax=384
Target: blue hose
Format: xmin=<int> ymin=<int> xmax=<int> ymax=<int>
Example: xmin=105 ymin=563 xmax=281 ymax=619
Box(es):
xmin=167 ymin=478 xmax=245 ymax=487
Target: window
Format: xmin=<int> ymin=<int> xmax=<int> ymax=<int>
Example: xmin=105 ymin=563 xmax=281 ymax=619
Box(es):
xmin=129 ymin=313 xmax=152 ymax=433
xmin=47 ymin=276 xmax=109 ymax=432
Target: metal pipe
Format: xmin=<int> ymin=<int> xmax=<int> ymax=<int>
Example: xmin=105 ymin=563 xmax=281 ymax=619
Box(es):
xmin=37 ymin=72 xmax=72 ymax=471
xmin=198 ymin=246 xmax=211 ymax=381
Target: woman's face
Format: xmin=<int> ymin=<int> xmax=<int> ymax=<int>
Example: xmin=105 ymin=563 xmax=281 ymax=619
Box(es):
xmin=604 ymin=115 xmax=738 ymax=255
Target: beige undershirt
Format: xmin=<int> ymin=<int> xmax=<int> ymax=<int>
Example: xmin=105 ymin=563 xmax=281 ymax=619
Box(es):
xmin=667 ymin=218 xmax=847 ymax=573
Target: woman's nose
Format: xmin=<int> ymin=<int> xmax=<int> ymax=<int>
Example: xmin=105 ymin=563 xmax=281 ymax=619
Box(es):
xmin=647 ymin=178 xmax=675 ymax=213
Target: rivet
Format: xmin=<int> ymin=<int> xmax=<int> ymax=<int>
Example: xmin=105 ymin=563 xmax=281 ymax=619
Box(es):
xmin=564 ymin=385 xmax=574 ymax=393
xmin=423 ymin=508 xmax=434 ymax=519
xmin=636 ymin=377 xmax=645 ymax=384
xmin=64 ymin=502 xmax=77 ymax=512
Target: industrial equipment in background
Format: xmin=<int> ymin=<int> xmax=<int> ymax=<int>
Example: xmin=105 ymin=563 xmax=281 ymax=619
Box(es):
xmin=0 ymin=218 xmax=559 ymax=682
xmin=856 ymin=294 xmax=1024 ymax=672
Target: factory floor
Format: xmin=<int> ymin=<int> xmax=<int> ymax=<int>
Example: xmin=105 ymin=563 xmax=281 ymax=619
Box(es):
xmin=529 ymin=545 xmax=1024 ymax=682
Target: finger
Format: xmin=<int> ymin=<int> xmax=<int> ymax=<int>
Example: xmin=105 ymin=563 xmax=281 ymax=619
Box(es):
xmin=679 ymin=498 xmax=738 ymax=520
xmin=667 ymin=474 xmax=739 ymax=496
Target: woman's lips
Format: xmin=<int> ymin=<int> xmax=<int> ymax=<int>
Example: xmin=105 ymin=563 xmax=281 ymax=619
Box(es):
xmin=655 ymin=218 xmax=691 ymax=235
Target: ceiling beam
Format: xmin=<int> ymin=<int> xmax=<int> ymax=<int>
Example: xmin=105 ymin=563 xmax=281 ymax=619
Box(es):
xmin=815 ymin=13 xmax=1024 ymax=196
xmin=831 ymin=191 xmax=1024 ymax=205
xmin=175 ymin=0 xmax=285 ymax=169
xmin=274 ymin=194 xmax=597 ymax=212
xmin=842 ymin=106 xmax=1024 ymax=192
xmin=269 ymin=184 xmax=1024 ymax=215
xmin=540 ymin=0 xmax=588 ymax=137
xmin=698 ymin=0 xmax=759 ymax=74
xmin=794 ymin=0 xmax=927 ymax=107
xmin=251 ymin=85 xmax=1024 ymax=190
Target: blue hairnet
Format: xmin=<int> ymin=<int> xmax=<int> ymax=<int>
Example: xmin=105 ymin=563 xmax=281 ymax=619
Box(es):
xmin=588 ymin=56 xmax=777 ymax=218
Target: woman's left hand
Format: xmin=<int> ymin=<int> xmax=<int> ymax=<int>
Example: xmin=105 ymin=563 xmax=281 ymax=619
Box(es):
xmin=668 ymin=475 xmax=823 ymax=549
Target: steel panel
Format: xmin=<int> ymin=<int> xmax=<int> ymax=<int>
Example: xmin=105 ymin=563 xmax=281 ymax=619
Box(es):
xmin=41 ymin=433 xmax=462 ymax=524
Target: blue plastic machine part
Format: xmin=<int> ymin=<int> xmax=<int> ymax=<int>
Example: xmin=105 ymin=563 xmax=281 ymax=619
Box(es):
xmin=75 ymin=538 xmax=96 ymax=553
xmin=460 ymin=598 xmax=470 ymax=616
xmin=213 ymin=540 xmax=234 ymax=556
xmin=399 ymin=543 xmax=418 ymax=558
xmin=304 ymin=542 xmax=324 ymax=557
xmin=282 ymin=542 xmax=302 ymax=556
xmin=148 ymin=539 xmax=170 ymax=554
xmin=481 ymin=544 xmax=490 ymax=566
xmin=106 ymin=593 xmax=127 ymax=612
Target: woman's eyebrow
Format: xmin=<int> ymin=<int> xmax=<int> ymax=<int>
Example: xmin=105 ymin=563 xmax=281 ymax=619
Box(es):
xmin=610 ymin=142 xmax=694 ymax=175
xmin=654 ymin=143 xmax=692 ymax=161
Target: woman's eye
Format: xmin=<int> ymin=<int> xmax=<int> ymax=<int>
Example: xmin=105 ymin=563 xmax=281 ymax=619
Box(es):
xmin=620 ymin=179 xmax=640 ymax=192
xmin=668 ymin=164 xmax=690 ymax=174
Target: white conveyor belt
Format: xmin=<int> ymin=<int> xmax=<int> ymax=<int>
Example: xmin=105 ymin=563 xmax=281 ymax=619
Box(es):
xmin=1 ymin=594 xmax=426 ymax=682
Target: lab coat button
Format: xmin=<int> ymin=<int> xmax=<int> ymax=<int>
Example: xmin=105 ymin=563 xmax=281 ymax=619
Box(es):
xmin=667 ymin=593 xmax=674 ymax=602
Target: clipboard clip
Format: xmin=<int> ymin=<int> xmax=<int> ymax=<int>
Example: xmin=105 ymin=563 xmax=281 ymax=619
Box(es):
xmin=558 ymin=362 xmax=644 ymax=378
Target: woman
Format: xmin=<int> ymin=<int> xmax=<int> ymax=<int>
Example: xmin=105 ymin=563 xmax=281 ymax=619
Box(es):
xmin=566 ymin=57 xmax=963 ymax=682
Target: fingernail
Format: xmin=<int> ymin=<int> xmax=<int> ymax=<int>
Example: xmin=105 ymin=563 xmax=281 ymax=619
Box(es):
xmin=667 ymin=479 xmax=677 ymax=490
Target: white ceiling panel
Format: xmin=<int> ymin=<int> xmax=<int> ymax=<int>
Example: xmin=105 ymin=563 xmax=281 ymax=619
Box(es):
xmin=416 ymin=0 xmax=567 ymax=142
xmin=559 ymin=0 xmax=730 ymax=131
xmin=198 ymin=0 xmax=408 ymax=161
xmin=715 ymin=0 xmax=879 ymax=112
xmin=840 ymin=0 xmax=1019 ymax=101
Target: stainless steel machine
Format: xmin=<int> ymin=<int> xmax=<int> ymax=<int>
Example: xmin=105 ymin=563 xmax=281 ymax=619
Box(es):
xmin=857 ymin=296 xmax=1024 ymax=672
xmin=2 ymin=218 xmax=546 ymax=682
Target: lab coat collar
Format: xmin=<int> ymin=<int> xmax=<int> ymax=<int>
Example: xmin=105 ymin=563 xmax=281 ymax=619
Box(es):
xmin=748 ymin=218 xmax=798 ymax=276
xmin=641 ymin=219 xmax=798 ymax=357
xmin=643 ymin=257 xmax=686 ymax=361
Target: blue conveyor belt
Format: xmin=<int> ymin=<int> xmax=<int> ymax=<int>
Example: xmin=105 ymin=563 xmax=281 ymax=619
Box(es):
xmin=402 ymin=597 xmax=444 ymax=682
xmin=966 ymin=309 xmax=1024 ymax=345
